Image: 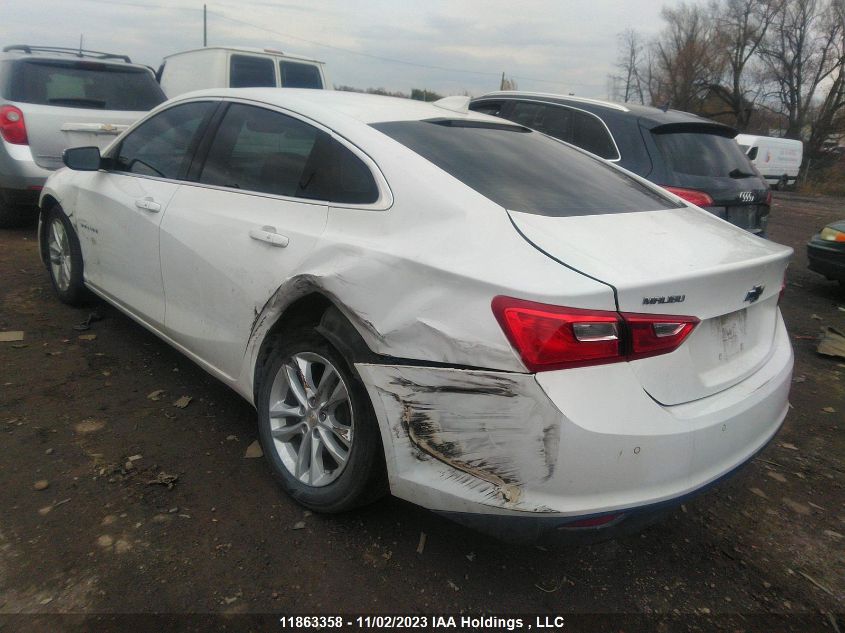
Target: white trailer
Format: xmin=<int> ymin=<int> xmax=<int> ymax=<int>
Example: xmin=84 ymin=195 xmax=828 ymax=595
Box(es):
xmin=735 ymin=134 xmax=803 ymax=190
xmin=158 ymin=46 xmax=329 ymax=98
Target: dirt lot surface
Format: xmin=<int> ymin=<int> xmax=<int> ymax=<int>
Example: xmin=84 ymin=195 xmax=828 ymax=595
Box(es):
xmin=0 ymin=192 xmax=843 ymax=632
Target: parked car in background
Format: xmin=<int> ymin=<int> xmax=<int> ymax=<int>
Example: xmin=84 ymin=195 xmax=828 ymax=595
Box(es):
xmin=0 ymin=45 xmax=165 ymax=226
xmin=735 ymin=134 xmax=803 ymax=190
xmin=40 ymin=89 xmax=792 ymax=542
xmin=158 ymin=46 xmax=329 ymax=98
xmin=470 ymin=92 xmax=772 ymax=235
xmin=807 ymin=220 xmax=845 ymax=287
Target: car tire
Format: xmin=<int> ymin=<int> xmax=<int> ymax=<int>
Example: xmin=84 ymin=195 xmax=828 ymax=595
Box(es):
xmin=776 ymin=175 xmax=789 ymax=191
xmin=256 ymin=328 xmax=387 ymax=513
xmin=44 ymin=205 xmax=89 ymax=306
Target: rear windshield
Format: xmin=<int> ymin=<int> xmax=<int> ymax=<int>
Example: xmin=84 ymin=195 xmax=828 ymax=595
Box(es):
xmin=280 ymin=61 xmax=322 ymax=89
xmin=372 ymin=119 xmax=680 ymax=217
xmin=652 ymin=130 xmax=755 ymax=178
xmin=3 ymin=60 xmax=166 ymax=110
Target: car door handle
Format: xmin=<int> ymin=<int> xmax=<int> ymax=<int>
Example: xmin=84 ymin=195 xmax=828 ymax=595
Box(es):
xmin=249 ymin=226 xmax=289 ymax=248
xmin=135 ymin=197 xmax=161 ymax=212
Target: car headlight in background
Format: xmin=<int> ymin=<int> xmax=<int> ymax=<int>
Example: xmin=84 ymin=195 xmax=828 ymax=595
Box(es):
xmin=820 ymin=226 xmax=845 ymax=242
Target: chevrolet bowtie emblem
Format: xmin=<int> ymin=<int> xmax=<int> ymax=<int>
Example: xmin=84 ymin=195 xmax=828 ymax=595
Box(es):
xmin=744 ymin=285 xmax=764 ymax=303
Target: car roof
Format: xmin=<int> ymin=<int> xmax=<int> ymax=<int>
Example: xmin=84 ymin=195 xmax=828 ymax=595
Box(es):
xmin=163 ymin=46 xmax=323 ymax=65
xmin=0 ymin=45 xmax=144 ymax=68
xmin=475 ymin=90 xmax=733 ymax=131
xmin=171 ymin=88 xmax=505 ymax=126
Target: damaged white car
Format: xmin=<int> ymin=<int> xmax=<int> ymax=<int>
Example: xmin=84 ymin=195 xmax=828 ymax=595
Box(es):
xmin=38 ymin=89 xmax=793 ymax=541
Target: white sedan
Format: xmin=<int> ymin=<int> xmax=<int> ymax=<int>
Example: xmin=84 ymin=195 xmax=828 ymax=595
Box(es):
xmin=39 ymin=89 xmax=793 ymax=541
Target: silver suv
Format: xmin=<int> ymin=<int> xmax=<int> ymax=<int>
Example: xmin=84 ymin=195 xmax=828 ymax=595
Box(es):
xmin=0 ymin=45 xmax=166 ymax=226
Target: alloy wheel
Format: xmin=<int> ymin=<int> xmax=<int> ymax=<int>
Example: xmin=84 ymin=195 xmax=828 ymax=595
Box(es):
xmin=267 ymin=352 xmax=354 ymax=487
xmin=48 ymin=218 xmax=72 ymax=292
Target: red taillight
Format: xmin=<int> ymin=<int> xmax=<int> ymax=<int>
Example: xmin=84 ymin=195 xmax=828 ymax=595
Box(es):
xmin=624 ymin=312 xmax=699 ymax=361
xmin=765 ymin=189 xmax=772 ymax=205
xmin=492 ymin=296 xmax=699 ymax=372
xmin=0 ymin=105 xmax=28 ymax=145
xmin=662 ymin=186 xmax=714 ymax=207
xmin=492 ymin=297 xmax=622 ymax=371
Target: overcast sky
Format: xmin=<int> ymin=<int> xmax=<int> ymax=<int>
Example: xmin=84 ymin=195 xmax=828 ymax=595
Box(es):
xmin=2 ymin=0 xmax=678 ymax=99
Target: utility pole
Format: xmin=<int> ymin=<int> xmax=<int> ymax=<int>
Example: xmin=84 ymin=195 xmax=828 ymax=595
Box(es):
xmin=500 ymin=72 xmax=505 ymax=90
xmin=203 ymin=4 xmax=207 ymax=47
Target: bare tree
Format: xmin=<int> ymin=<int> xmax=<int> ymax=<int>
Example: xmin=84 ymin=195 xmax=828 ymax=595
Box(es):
xmin=615 ymin=29 xmax=647 ymax=103
xmin=651 ymin=3 xmax=725 ymax=111
xmin=758 ymin=0 xmax=844 ymax=141
xmin=709 ymin=0 xmax=781 ymax=128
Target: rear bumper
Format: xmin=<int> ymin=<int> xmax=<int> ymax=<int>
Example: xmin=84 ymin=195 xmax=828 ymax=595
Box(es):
xmin=0 ymin=139 xmax=52 ymax=196
xmin=357 ymin=314 xmax=792 ymax=541
xmin=807 ymin=237 xmax=845 ymax=281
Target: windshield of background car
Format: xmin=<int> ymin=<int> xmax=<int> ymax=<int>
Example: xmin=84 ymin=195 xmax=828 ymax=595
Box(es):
xmin=652 ymin=129 xmax=755 ymax=178
xmin=3 ymin=60 xmax=166 ymax=110
xmin=372 ymin=119 xmax=681 ymax=217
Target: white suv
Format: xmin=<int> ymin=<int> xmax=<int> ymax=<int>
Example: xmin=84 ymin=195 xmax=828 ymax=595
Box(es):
xmin=0 ymin=45 xmax=166 ymax=226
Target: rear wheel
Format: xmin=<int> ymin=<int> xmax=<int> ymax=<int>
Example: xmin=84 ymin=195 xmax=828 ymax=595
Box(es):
xmin=776 ymin=174 xmax=789 ymax=191
xmin=44 ymin=206 xmax=88 ymax=305
xmin=256 ymin=328 xmax=387 ymax=512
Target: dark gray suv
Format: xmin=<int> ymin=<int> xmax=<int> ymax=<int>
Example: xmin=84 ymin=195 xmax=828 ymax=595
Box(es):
xmin=0 ymin=45 xmax=166 ymax=226
xmin=470 ymin=92 xmax=771 ymax=235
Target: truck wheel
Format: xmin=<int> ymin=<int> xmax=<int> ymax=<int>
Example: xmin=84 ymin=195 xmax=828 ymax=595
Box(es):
xmin=776 ymin=175 xmax=789 ymax=191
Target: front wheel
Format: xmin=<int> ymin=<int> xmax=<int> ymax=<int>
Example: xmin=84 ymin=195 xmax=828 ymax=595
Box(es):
xmin=256 ymin=329 xmax=387 ymax=512
xmin=44 ymin=206 xmax=88 ymax=306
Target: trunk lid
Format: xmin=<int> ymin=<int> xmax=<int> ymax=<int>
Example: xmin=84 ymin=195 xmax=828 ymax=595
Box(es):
xmin=19 ymin=103 xmax=142 ymax=169
xmin=509 ymin=206 xmax=792 ymax=405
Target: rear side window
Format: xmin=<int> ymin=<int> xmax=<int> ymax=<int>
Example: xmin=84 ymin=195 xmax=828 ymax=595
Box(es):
xmin=280 ymin=61 xmax=322 ymax=89
xmin=113 ymin=101 xmax=214 ymax=179
xmin=199 ymin=103 xmax=378 ymax=203
xmin=470 ymin=101 xmax=504 ymax=117
xmin=373 ymin=120 xmax=680 ymax=217
xmin=572 ymin=111 xmax=618 ymax=160
xmin=509 ymin=102 xmax=572 ymax=142
xmin=229 ymin=55 xmax=275 ymax=88
xmin=4 ymin=60 xmax=165 ymax=110
xmin=652 ymin=130 xmax=754 ymax=177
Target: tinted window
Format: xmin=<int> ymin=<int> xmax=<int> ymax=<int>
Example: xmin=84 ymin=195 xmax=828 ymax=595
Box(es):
xmin=114 ymin=102 xmax=214 ymax=179
xmin=280 ymin=61 xmax=322 ymax=89
xmin=470 ymin=101 xmax=504 ymax=117
xmin=199 ymin=104 xmax=378 ymax=203
xmin=230 ymin=55 xmax=275 ymax=88
xmin=652 ymin=130 xmax=754 ymax=177
xmin=373 ymin=120 xmax=680 ymax=217
xmin=4 ymin=60 xmax=165 ymax=110
xmin=572 ymin=111 xmax=618 ymax=160
xmin=747 ymin=146 xmax=758 ymax=160
xmin=509 ymin=102 xmax=572 ymax=142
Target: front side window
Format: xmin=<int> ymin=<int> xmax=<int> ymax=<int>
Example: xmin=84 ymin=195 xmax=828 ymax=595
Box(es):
xmin=4 ymin=60 xmax=165 ymax=110
xmin=113 ymin=101 xmax=215 ymax=179
xmin=373 ymin=119 xmax=680 ymax=217
xmin=230 ymin=55 xmax=275 ymax=88
xmin=199 ymin=103 xmax=378 ymax=203
xmin=280 ymin=61 xmax=322 ymax=89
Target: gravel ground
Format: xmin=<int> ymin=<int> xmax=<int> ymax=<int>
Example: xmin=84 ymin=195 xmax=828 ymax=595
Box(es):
xmin=0 ymin=191 xmax=842 ymax=632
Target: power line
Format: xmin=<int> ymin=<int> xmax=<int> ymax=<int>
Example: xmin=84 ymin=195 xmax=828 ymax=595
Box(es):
xmin=30 ymin=0 xmax=602 ymax=89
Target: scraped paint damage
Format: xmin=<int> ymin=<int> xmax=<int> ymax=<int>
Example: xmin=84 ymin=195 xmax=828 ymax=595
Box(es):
xmin=356 ymin=364 xmax=562 ymax=509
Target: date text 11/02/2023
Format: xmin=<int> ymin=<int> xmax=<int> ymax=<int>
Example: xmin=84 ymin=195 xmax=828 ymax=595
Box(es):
xmin=277 ymin=615 xmax=570 ymax=630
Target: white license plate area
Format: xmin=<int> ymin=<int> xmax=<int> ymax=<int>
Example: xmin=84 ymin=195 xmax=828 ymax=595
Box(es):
xmin=716 ymin=309 xmax=748 ymax=362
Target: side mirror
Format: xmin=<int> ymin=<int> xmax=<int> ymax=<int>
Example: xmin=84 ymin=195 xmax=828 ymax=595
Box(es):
xmin=63 ymin=146 xmax=102 ymax=171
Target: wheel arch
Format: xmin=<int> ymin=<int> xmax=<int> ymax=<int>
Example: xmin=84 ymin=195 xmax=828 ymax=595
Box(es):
xmin=38 ymin=194 xmax=62 ymax=264
xmin=250 ymin=284 xmax=380 ymax=403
